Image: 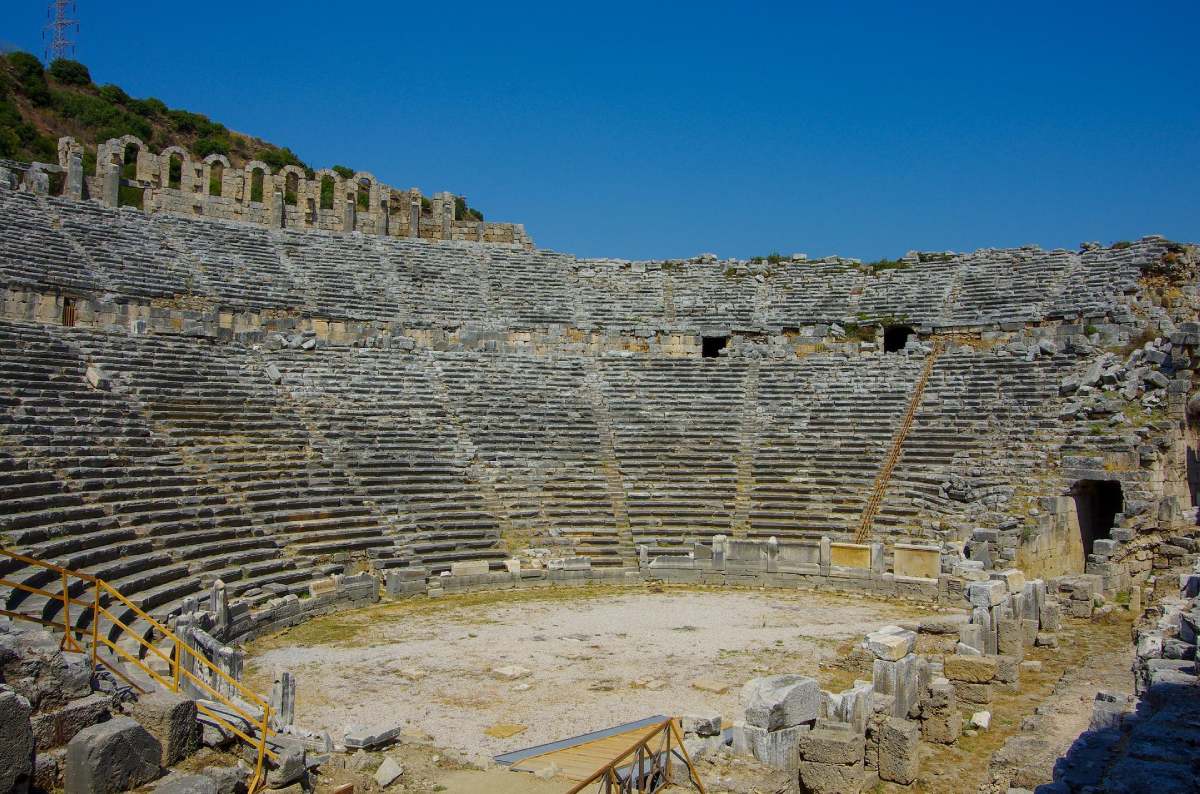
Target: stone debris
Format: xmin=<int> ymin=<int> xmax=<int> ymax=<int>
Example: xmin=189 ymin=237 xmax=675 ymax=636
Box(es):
xmin=491 ymin=665 xmax=531 ymax=681
xmin=373 ymin=757 xmax=403 ymax=787
xmin=740 ymin=675 xmax=820 ymax=730
xmin=65 ymin=716 xmax=161 ymax=794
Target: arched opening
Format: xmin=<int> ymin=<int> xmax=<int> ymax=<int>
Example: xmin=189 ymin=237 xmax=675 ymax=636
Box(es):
xmin=284 ymin=171 xmax=299 ymax=206
xmin=118 ymin=143 xmax=144 ymax=208
xmin=319 ymin=176 xmax=335 ymax=210
xmin=1072 ymin=480 xmax=1122 ymax=558
xmin=209 ymin=162 xmax=224 ymax=196
xmin=168 ymin=154 xmax=183 ymax=189
xmin=702 ymin=336 xmax=728 ymax=359
xmin=249 ymin=169 xmax=265 ymax=204
xmin=357 ymin=180 xmax=370 ymax=211
xmin=883 ymin=325 xmax=915 ymax=353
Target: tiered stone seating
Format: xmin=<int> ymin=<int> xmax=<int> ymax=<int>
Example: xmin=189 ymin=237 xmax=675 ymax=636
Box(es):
xmin=747 ymin=354 xmax=924 ymax=541
xmin=765 ymin=261 xmax=859 ymax=327
xmin=670 ymin=265 xmax=757 ymax=327
xmin=876 ymin=348 xmax=1070 ymax=541
xmin=49 ymin=197 xmax=194 ymax=301
xmin=0 ymin=321 xmax=309 ymax=651
xmin=279 ymin=230 xmax=409 ymax=321
xmin=263 ymin=348 xmax=507 ymax=573
xmin=437 ymin=354 xmax=625 ymax=565
xmin=596 ymin=358 xmax=748 ymax=547
xmin=66 ymin=331 xmax=391 ymax=565
xmin=155 ymin=215 xmax=304 ymax=312
xmin=0 ymin=190 xmax=99 ymax=293
xmin=855 ymin=258 xmax=957 ymax=327
xmin=484 ymin=249 xmax=579 ymax=326
xmin=571 ymin=260 xmax=670 ymax=330
xmin=0 ymin=186 xmax=1150 ymax=332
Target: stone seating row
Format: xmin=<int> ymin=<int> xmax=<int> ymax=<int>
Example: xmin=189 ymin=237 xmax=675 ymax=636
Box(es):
xmin=0 ymin=188 xmax=1153 ymax=331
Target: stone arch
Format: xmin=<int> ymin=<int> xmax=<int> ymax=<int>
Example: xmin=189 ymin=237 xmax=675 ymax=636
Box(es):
xmin=353 ymin=172 xmax=376 ymax=211
xmin=161 ymin=145 xmax=189 ymax=190
xmin=278 ymin=165 xmax=305 ymax=207
xmin=100 ymin=135 xmax=147 ymax=169
xmin=204 ymin=154 xmax=230 ymax=197
xmin=244 ymin=160 xmax=271 ymax=205
xmin=314 ymin=169 xmax=339 ymax=211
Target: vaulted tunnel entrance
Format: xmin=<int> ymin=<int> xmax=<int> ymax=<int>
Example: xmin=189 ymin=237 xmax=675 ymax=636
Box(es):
xmin=1072 ymin=479 xmax=1122 ymax=557
xmin=702 ymin=336 xmax=728 ymax=358
xmin=883 ymin=325 xmax=915 ymax=353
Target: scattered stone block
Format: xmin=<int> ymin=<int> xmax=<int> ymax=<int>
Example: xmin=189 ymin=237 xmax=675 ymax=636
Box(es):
xmin=919 ymin=682 xmax=962 ymax=745
xmin=863 ymin=627 xmax=916 ymax=661
xmin=0 ymin=686 xmax=34 ymax=794
xmin=944 ymin=655 xmax=998 ymax=683
xmin=997 ymin=620 xmax=1025 ymax=659
xmin=877 ymin=718 xmax=920 ymax=785
xmin=126 ymin=690 xmax=199 ymax=766
xmin=1035 ymin=633 xmax=1059 ymax=648
xmin=990 ymin=569 xmax=1026 ymax=593
xmin=343 ymin=723 xmax=402 ymax=750
xmin=681 ymin=713 xmax=722 ymax=737
xmin=872 ymin=655 xmax=921 ymax=717
xmin=955 ymin=682 xmax=994 ymax=705
xmin=971 ymin=711 xmax=991 ymax=730
xmin=65 ymin=716 xmax=161 ymax=794
xmin=968 ymin=580 xmax=1007 ymax=608
xmin=994 ymin=655 xmax=1021 ymax=691
xmin=373 ymin=757 xmax=403 ymax=787
xmin=741 ymin=674 xmax=820 ymax=730
xmin=1040 ymin=603 xmax=1062 ymax=631
xmin=796 ymin=723 xmax=865 ymax=793
xmin=733 ymin=721 xmax=809 ymax=769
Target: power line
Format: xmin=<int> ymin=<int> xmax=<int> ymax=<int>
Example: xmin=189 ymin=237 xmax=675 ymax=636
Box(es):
xmin=43 ymin=1 xmax=79 ymax=62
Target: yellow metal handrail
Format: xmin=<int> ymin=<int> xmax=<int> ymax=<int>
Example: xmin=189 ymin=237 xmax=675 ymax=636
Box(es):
xmin=854 ymin=337 xmax=945 ymax=544
xmin=0 ymin=547 xmax=274 ymax=790
xmin=566 ymin=718 xmax=705 ymax=794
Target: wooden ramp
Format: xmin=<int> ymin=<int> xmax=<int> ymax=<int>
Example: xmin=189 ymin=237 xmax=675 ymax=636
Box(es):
xmin=497 ymin=716 xmax=669 ymax=782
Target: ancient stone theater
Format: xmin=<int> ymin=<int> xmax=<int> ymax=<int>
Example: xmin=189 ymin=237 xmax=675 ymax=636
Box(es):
xmin=0 ymin=135 xmax=1198 ymax=793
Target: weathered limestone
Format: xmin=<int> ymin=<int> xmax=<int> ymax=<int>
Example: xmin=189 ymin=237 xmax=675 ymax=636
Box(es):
xmin=65 ymin=717 xmax=161 ymax=794
xmin=796 ymin=722 xmax=865 ymax=794
xmin=0 ymin=685 xmax=34 ymax=794
xmin=918 ymin=681 xmax=962 ymax=744
xmin=876 ymin=717 xmax=921 ymax=785
xmin=741 ymin=675 xmax=821 ymax=730
xmin=126 ymin=690 xmax=199 ymax=766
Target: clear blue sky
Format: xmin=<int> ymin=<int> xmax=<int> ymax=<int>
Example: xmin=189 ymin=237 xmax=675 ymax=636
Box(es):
xmin=5 ymin=1 xmax=1198 ymax=260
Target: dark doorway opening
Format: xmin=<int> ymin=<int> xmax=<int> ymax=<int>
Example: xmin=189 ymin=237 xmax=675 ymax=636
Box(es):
xmin=61 ymin=297 xmax=76 ymax=327
xmin=702 ymin=336 xmax=728 ymax=358
xmin=1073 ymin=480 xmax=1122 ymax=556
xmin=883 ymin=325 xmax=915 ymax=353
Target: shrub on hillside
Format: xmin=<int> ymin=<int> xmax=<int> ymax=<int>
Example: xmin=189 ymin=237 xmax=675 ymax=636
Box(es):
xmin=48 ymin=58 xmax=91 ymax=86
xmin=194 ymin=136 xmax=230 ymax=158
xmin=8 ymin=52 xmax=51 ymax=106
xmin=332 ymin=164 xmax=354 ymax=179
xmin=98 ymin=83 xmax=130 ymax=105
xmin=257 ymin=146 xmax=307 ymax=173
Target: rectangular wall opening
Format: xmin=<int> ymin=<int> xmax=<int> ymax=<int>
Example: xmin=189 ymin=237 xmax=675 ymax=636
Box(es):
xmin=1072 ymin=479 xmax=1122 ymax=557
xmin=701 ymin=336 xmax=728 ymax=358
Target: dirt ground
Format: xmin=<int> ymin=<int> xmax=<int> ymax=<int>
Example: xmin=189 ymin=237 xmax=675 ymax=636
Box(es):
xmin=244 ymin=583 xmax=946 ymax=763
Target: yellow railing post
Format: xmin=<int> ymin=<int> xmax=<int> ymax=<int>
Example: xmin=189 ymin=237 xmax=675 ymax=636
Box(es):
xmin=91 ymin=579 xmax=100 ymax=672
xmin=60 ymin=569 xmax=71 ymax=651
xmin=172 ymin=636 xmax=181 ymax=693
